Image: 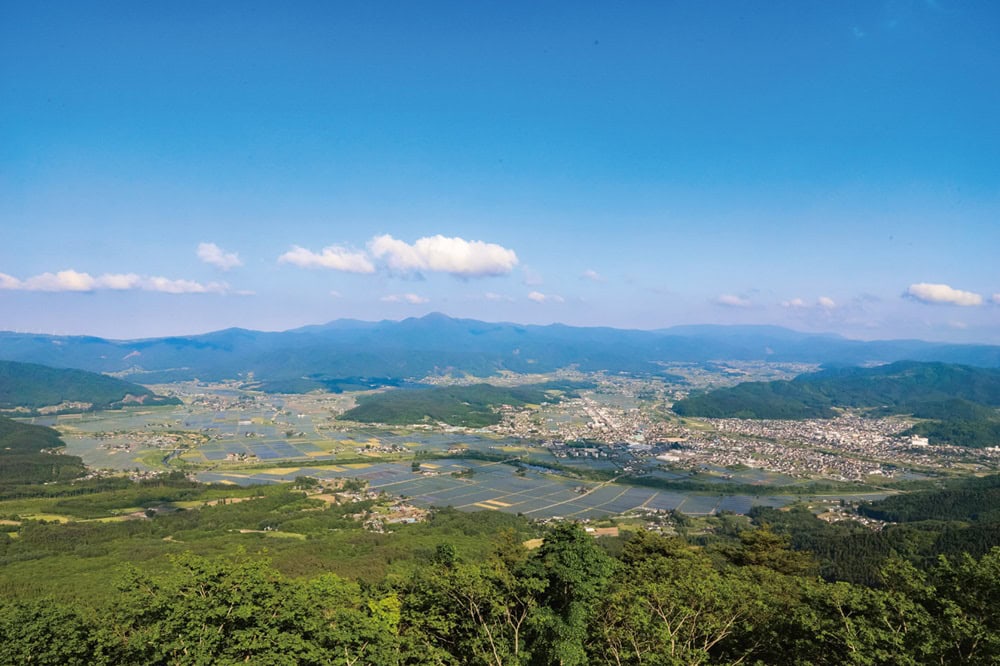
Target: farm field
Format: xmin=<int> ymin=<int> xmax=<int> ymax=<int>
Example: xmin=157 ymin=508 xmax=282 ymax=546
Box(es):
xmin=27 ymin=403 xmax=538 ymax=469
xmin=21 ymin=391 xmax=892 ymax=520
xmin=194 ymin=459 xmax=885 ymax=519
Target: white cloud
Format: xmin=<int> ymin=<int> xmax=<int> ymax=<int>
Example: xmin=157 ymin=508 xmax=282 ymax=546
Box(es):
xmin=522 ymin=267 xmax=543 ymax=286
xmin=197 ymin=242 xmax=243 ymax=270
xmin=380 ymin=293 xmax=429 ymax=304
xmin=97 ymin=273 xmax=142 ymax=290
xmin=0 ymin=273 xmax=21 ymax=290
xmin=581 ymin=269 xmax=604 ymax=282
xmin=783 ymin=296 xmax=837 ymax=310
xmin=0 ymin=269 xmax=226 ymax=294
xmin=143 ymin=276 xmax=226 ymax=294
xmin=992 ymin=293 xmax=1000 ymax=305
xmin=23 ymin=270 xmax=96 ymax=292
xmin=905 ymin=283 xmax=983 ymax=306
xmin=527 ymin=291 xmax=564 ymax=304
xmin=369 ymin=234 xmax=518 ymax=278
xmin=484 ymin=292 xmax=514 ymax=302
xmin=329 ymin=290 xmax=342 ymax=298
xmin=715 ymin=294 xmax=751 ymax=308
xmin=278 ymin=245 xmax=375 ymax=273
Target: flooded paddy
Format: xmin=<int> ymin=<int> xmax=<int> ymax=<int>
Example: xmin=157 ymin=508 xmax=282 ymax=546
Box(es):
xmin=194 ymin=458 xmax=801 ymax=519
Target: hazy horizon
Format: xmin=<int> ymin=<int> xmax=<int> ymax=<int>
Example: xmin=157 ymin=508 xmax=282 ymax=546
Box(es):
xmin=3 ymin=2 xmax=998 ymax=343
xmin=3 ymin=311 xmax=997 ymax=348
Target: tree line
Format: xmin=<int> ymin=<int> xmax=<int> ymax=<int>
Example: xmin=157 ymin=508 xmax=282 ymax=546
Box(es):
xmin=2 ymin=522 xmax=998 ymax=665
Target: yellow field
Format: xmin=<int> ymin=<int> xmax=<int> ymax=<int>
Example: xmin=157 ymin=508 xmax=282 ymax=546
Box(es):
xmin=480 ymin=499 xmax=512 ymax=507
xmin=21 ymin=513 xmax=72 ymax=523
xmin=236 ymin=529 xmax=306 ymax=540
xmin=172 ymin=500 xmax=207 ymax=509
xmin=472 ymin=502 xmax=499 ymax=510
xmin=310 ymin=494 xmax=340 ymax=504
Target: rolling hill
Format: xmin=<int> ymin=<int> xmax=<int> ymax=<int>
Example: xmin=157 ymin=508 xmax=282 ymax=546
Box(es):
xmin=672 ymin=361 xmax=1000 ymax=447
xmin=0 ymin=361 xmax=180 ymax=414
xmin=0 ymin=415 xmax=85 ymax=486
xmin=338 ymin=381 xmax=586 ymax=428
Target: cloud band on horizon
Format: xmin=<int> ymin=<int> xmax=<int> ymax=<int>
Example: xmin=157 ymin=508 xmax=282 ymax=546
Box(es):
xmin=0 ymin=270 xmax=228 ymax=294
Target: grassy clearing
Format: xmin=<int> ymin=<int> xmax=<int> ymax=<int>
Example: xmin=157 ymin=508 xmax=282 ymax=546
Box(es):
xmin=236 ymin=529 xmax=307 ymax=540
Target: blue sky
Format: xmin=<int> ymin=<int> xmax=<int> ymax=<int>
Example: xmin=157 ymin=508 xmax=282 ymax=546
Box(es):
xmin=2 ymin=1 xmax=999 ymax=341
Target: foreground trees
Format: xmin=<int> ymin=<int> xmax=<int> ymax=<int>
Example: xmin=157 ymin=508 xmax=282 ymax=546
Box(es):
xmin=93 ymin=553 xmax=402 ymax=665
xmin=2 ymin=525 xmax=999 ymax=665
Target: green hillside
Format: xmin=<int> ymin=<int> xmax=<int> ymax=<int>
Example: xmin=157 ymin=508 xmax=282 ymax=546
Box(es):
xmin=0 ymin=360 xmax=180 ymax=414
xmin=339 ymin=382 xmax=584 ymax=427
xmin=673 ymin=361 xmax=1000 ymax=446
xmin=0 ymin=415 xmax=85 ymax=486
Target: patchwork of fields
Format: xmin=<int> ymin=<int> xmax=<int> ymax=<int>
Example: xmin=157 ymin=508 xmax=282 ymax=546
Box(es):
xmin=27 ymin=404 xmax=890 ymax=519
xmin=193 ymin=459 xmax=851 ymax=518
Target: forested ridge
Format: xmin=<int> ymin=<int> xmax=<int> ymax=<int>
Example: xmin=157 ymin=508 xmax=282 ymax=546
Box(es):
xmin=339 ymin=382 xmax=587 ymax=428
xmin=673 ymin=361 xmax=1000 ymax=447
xmin=0 ymin=360 xmax=180 ymax=413
xmin=0 ymin=415 xmax=85 ymax=487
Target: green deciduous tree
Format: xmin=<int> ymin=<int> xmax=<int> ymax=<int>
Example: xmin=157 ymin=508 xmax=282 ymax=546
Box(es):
xmin=98 ymin=552 xmax=398 ymax=665
xmin=591 ymin=547 xmax=772 ymax=665
xmin=525 ymin=523 xmax=617 ymax=666
xmin=402 ymin=535 xmax=544 ymax=666
xmin=0 ymin=598 xmax=98 ymax=665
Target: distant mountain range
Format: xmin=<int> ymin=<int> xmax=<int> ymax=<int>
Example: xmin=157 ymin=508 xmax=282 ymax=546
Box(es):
xmin=1 ymin=313 xmax=999 ymax=384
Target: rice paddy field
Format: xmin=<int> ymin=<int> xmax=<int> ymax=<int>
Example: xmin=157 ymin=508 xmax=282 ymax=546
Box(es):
xmin=23 ymin=400 xmax=889 ymax=520
xmin=193 ymin=459 xmax=821 ymax=519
